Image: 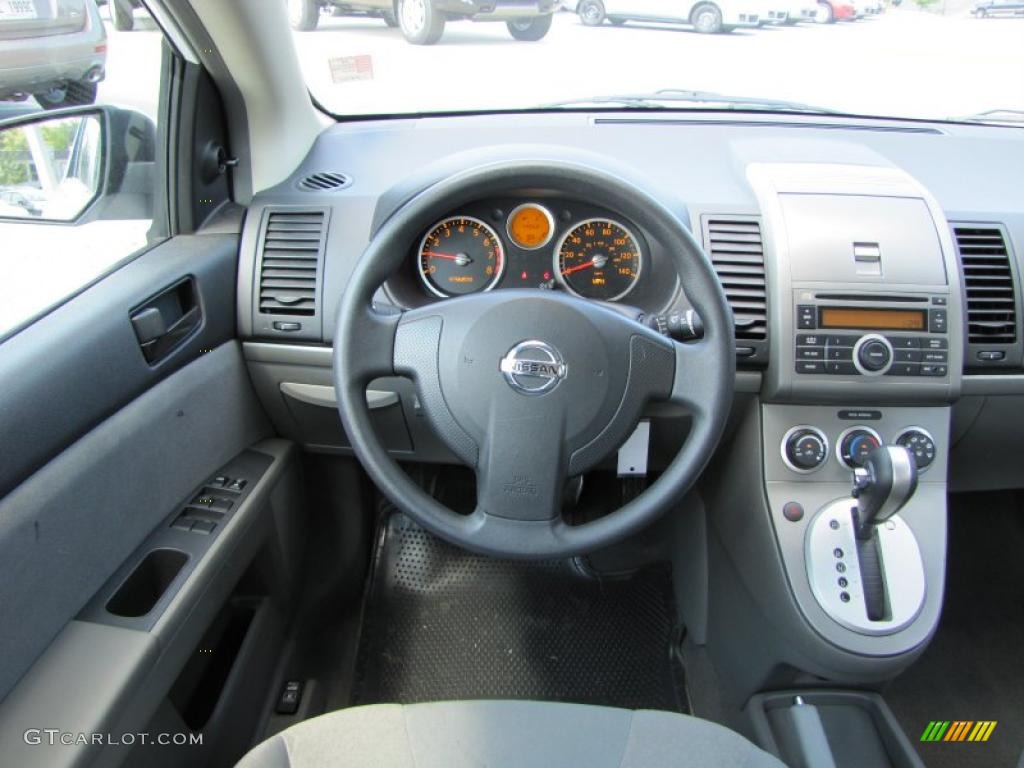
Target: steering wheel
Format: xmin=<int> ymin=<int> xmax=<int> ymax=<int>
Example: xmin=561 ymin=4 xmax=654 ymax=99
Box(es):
xmin=334 ymin=160 xmax=734 ymax=558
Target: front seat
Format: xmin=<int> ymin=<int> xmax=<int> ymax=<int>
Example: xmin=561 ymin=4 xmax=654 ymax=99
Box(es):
xmin=236 ymin=700 xmax=784 ymax=767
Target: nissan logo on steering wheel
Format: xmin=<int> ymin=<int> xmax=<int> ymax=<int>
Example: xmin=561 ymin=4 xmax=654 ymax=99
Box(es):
xmin=499 ymin=340 xmax=567 ymax=395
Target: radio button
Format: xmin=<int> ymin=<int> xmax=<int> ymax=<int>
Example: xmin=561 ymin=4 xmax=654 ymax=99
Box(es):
xmin=797 ymin=305 xmax=817 ymax=329
xmin=796 ymin=347 xmax=824 ymax=360
xmin=826 ymin=361 xmax=858 ymax=375
xmin=826 ymin=346 xmax=853 ymax=361
xmin=887 ymin=362 xmax=920 ymax=376
xmin=921 ymin=350 xmax=948 ymax=363
xmin=826 ymin=335 xmax=856 ymax=347
xmin=796 ymin=334 xmax=824 ymax=346
xmin=888 ymin=336 xmax=921 ymax=350
xmin=920 ymin=364 xmax=948 ymax=377
xmin=895 ymin=349 xmax=922 ymax=363
xmin=923 ymin=338 xmax=948 ymax=350
xmin=929 ymin=309 xmax=948 ymax=334
xmin=796 ymin=361 xmax=825 ymax=374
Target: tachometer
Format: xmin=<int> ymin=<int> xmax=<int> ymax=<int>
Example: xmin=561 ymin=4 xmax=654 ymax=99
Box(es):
xmin=418 ymin=216 xmax=505 ymax=298
xmin=554 ymin=218 xmax=642 ymax=301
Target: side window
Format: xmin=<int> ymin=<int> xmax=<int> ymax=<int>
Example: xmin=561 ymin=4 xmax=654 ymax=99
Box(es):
xmin=0 ymin=0 xmax=166 ymax=337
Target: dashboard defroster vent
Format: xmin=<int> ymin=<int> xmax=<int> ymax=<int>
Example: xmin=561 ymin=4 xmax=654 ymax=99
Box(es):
xmin=298 ymin=172 xmax=351 ymax=192
xmin=258 ymin=209 xmax=326 ymax=317
xmin=703 ymin=216 xmax=768 ymax=364
xmin=954 ymin=226 xmax=1017 ymax=344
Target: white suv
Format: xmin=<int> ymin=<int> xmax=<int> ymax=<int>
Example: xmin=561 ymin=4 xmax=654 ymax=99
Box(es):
xmin=575 ymin=0 xmax=760 ymax=33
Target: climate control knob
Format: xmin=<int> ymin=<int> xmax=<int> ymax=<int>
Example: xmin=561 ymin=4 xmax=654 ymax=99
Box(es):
xmin=895 ymin=427 xmax=937 ymax=471
xmin=838 ymin=426 xmax=883 ymax=468
xmin=783 ymin=427 xmax=829 ymax=473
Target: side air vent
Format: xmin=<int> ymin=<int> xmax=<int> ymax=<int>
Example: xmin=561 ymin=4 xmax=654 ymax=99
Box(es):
xmin=258 ymin=210 xmax=326 ymax=317
xmin=703 ymin=216 xmax=768 ymax=364
xmin=298 ymin=172 xmax=351 ymax=192
xmin=953 ymin=225 xmax=1021 ymax=369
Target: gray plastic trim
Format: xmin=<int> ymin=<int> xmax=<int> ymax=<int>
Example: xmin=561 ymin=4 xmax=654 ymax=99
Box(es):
xmin=280 ymin=381 xmax=399 ymax=410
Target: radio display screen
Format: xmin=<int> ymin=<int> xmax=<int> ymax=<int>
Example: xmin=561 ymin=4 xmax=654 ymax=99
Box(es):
xmin=819 ymin=307 xmax=927 ymax=331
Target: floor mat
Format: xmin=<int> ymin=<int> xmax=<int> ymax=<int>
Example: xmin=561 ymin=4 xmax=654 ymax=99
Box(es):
xmin=351 ymin=511 xmax=688 ymax=712
xmin=885 ymin=492 xmax=1024 ymax=768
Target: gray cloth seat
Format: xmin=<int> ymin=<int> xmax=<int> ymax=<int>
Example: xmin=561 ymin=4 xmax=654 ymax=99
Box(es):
xmin=236 ymin=700 xmax=784 ymax=768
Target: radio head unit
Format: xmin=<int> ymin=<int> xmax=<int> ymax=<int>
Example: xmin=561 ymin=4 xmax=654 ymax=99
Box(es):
xmin=794 ymin=297 xmax=949 ymax=379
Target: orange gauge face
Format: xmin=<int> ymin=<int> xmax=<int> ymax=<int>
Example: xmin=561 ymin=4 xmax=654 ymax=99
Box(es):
xmin=506 ymin=203 xmax=555 ymax=250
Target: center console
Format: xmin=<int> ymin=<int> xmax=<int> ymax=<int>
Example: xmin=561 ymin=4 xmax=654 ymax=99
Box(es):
xmin=689 ymin=163 xmax=961 ymax=696
xmin=742 ymin=162 xmax=961 ymax=657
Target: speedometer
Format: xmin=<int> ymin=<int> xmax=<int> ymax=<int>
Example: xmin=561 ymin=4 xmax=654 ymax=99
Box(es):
xmin=418 ymin=216 xmax=505 ymax=298
xmin=554 ymin=219 xmax=642 ymax=301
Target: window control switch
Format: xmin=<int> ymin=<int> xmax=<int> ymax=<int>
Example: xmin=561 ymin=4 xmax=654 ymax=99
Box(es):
xmin=171 ymin=516 xmax=193 ymax=531
xmin=276 ymin=680 xmax=303 ymax=715
xmin=190 ymin=494 xmax=233 ymax=512
xmin=182 ymin=507 xmax=224 ymax=523
xmin=191 ymin=520 xmax=216 ymax=535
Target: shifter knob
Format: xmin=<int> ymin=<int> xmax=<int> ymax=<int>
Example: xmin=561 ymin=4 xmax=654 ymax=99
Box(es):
xmin=852 ymin=445 xmax=918 ymax=538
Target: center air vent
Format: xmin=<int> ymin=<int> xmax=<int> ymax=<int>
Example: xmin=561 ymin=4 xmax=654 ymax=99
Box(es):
xmin=954 ymin=226 xmax=1017 ymax=344
xmin=298 ymin=172 xmax=351 ymax=192
xmin=703 ymin=217 xmax=768 ymax=362
xmin=258 ymin=209 xmax=326 ymax=317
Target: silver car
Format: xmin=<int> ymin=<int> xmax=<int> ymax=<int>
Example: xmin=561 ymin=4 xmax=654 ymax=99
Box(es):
xmin=0 ymin=0 xmax=107 ymax=109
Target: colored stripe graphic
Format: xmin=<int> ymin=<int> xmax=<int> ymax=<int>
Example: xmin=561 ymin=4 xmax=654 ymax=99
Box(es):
xmin=921 ymin=720 xmax=996 ymax=742
xmin=945 ymin=721 xmax=972 ymax=741
xmin=921 ymin=721 xmax=950 ymax=741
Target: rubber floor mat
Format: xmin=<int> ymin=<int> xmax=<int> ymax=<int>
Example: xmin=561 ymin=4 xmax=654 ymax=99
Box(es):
xmin=351 ymin=512 xmax=688 ymax=712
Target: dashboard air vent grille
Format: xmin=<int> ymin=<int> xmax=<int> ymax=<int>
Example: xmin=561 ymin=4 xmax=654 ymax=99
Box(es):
xmin=704 ymin=217 xmax=767 ymax=342
xmin=954 ymin=226 xmax=1016 ymax=344
xmin=298 ymin=172 xmax=351 ymax=191
xmin=258 ymin=210 xmax=325 ymax=316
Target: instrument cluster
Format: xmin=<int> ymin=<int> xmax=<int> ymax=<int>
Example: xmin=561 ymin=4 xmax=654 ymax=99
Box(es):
xmin=389 ymin=196 xmax=675 ymax=308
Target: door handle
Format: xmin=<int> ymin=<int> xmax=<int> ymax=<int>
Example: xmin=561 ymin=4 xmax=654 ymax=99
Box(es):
xmin=130 ymin=278 xmax=202 ymax=364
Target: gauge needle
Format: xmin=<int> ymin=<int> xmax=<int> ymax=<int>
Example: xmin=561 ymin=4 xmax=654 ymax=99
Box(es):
xmin=562 ymin=253 xmax=608 ymax=276
xmin=425 ymin=251 xmax=472 ymax=266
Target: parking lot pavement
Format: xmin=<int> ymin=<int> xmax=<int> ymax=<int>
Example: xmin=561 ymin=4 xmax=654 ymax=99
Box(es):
xmin=85 ymin=8 xmax=1024 ymax=124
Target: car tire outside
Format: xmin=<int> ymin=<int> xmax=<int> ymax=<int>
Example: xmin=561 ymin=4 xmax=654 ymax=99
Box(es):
xmin=34 ymin=82 xmax=98 ymax=110
xmin=691 ymin=2 xmax=723 ymax=32
xmin=398 ymin=0 xmax=445 ymax=44
xmin=383 ymin=9 xmax=399 ymax=25
xmin=507 ymin=13 xmax=553 ymax=40
xmin=112 ymin=0 xmax=134 ymax=31
xmin=815 ymin=1 xmax=834 ymax=22
xmin=289 ymin=0 xmax=320 ymax=30
xmin=577 ymin=0 xmax=606 ymax=25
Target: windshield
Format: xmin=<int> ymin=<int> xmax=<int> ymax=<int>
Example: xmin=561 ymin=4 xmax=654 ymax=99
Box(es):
xmin=292 ymin=0 xmax=1024 ymax=123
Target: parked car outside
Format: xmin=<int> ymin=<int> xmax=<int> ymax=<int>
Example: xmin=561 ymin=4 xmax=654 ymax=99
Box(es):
xmin=971 ymin=0 xmax=1024 ymax=15
xmin=760 ymin=3 xmax=790 ymax=23
xmin=0 ymin=0 xmax=106 ymax=109
xmin=783 ymin=0 xmax=818 ymax=21
xmin=287 ymin=0 xmax=561 ymax=44
xmin=814 ymin=0 xmax=855 ymax=21
xmin=574 ymin=0 xmax=760 ymax=33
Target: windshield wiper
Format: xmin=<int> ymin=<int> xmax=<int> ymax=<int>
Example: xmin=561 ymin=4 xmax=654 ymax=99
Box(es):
xmin=951 ymin=109 xmax=1024 ymax=125
xmin=542 ymin=88 xmax=835 ymax=115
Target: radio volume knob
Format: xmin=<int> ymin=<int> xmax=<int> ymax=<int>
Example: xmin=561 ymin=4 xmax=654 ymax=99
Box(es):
xmin=784 ymin=428 xmax=829 ymax=472
xmin=854 ymin=334 xmax=893 ymax=375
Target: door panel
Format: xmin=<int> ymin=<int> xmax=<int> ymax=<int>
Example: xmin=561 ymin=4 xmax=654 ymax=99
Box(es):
xmin=0 ymin=233 xmax=241 ymax=499
xmin=0 ymin=232 xmax=272 ymax=704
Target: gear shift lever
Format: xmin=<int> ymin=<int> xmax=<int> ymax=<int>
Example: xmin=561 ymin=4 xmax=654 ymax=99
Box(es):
xmin=852 ymin=445 xmax=918 ymax=540
xmin=849 ymin=445 xmax=918 ymax=620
